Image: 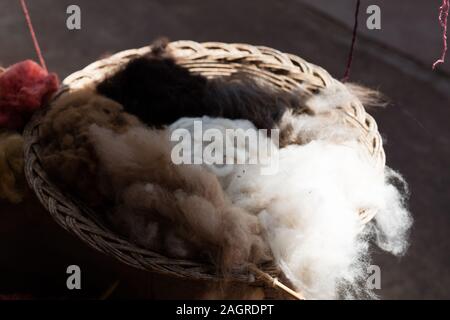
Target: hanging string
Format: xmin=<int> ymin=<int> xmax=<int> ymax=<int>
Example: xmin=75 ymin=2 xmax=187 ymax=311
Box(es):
xmin=433 ymin=0 xmax=450 ymax=69
xmin=342 ymin=0 xmax=361 ymax=82
xmin=19 ymin=0 xmax=47 ymax=71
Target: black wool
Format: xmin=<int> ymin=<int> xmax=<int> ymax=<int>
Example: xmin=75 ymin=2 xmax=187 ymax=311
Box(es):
xmin=97 ymin=45 xmax=305 ymax=131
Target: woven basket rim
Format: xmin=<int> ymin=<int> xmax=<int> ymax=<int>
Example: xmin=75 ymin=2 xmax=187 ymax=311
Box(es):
xmin=23 ymin=40 xmax=386 ymax=293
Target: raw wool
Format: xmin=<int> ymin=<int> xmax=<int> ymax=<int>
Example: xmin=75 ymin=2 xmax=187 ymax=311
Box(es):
xmin=0 ymin=60 xmax=59 ymax=130
xmin=97 ymin=40 xmax=306 ymax=131
xmin=345 ymin=83 xmax=387 ymax=109
xmin=96 ymin=40 xmax=383 ymax=149
xmin=39 ymin=88 xmax=141 ymax=205
xmin=303 ymin=81 xmax=354 ymax=113
xmin=278 ymin=81 xmax=378 ymax=147
xmin=96 ymin=41 xmax=210 ymax=128
xmin=0 ymin=131 xmax=26 ymax=203
xmin=203 ymin=74 xmax=302 ymax=131
xmin=280 ymin=80 xmax=388 ymax=147
xmin=371 ymin=167 xmax=411 ymax=256
xmin=304 ymin=81 xmax=385 ymax=112
xmin=88 ymin=125 xmax=270 ymax=270
xmin=169 ymin=116 xmax=279 ymax=189
xmin=225 ymin=140 xmax=412 ymax=299
xmin=278 ymin=109 xmax=360 ymax=146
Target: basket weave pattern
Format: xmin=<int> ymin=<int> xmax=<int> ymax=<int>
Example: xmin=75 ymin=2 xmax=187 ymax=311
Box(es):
xmin=23 ymin=41 xmax=385 ymax=292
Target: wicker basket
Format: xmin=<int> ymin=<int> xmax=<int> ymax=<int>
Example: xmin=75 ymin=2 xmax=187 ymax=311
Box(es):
xmin=23 ymin=40 xmax=385 ymax=299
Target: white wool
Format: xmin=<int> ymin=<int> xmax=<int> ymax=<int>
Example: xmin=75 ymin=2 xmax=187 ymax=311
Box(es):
xmin=226 ymin=140 xmax=411 ymax=299
xmin=371 ymin=168 xmax=412 ymax=255
xmin=169 ymin=114 xmax=411 ymax=299
xmin=279 ymin=109 xmax=360 ymax=144
xmin=305 ymin=81 xmax=355 ymax=113
xmin=279 ymin=82 xmax=363 ymax=146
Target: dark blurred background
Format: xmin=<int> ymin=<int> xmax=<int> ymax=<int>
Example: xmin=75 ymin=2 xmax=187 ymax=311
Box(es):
xmin=0 ymin=0 xmax=449 ymax=299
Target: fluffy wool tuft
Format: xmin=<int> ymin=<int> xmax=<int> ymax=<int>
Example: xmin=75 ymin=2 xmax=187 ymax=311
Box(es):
xmin=225 ymin=140 xmax=411 ymax=299
xmin=345 ymin=83 xmax=388 ymax=108
xmin=0 ymin=131 xmax=26 ymax=203
xmin=88 ymin=124 xmax=270 ymax=270
xmin=40 ymin=88 xmax=141 ymax=205
xmin=0 ymin=60 xmax=59 ymax=130
xmin=278 ymin=81 xmax=378 ymax=146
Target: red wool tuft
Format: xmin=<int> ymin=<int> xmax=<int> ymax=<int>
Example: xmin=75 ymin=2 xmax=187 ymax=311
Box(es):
xmin=0 ymin=60 xmax=59 ymax=130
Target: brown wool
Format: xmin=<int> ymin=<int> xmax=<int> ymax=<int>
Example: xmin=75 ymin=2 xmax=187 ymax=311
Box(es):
xmin=40 ymin=88 xmax=141 ymax=205
xmin=0 ymin=131 xmax=26 ymax=203
xmin=89 ymin=125 xmax=270 ymax=270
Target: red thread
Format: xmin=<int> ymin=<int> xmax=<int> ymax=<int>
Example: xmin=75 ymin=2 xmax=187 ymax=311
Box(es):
xmin=19 ymin=0 xmax=47 ymax=71
xmin=342 ymin=0 xmax=361 ymax=82
xmin=433 ymin=0 xmax=450 ymax=69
